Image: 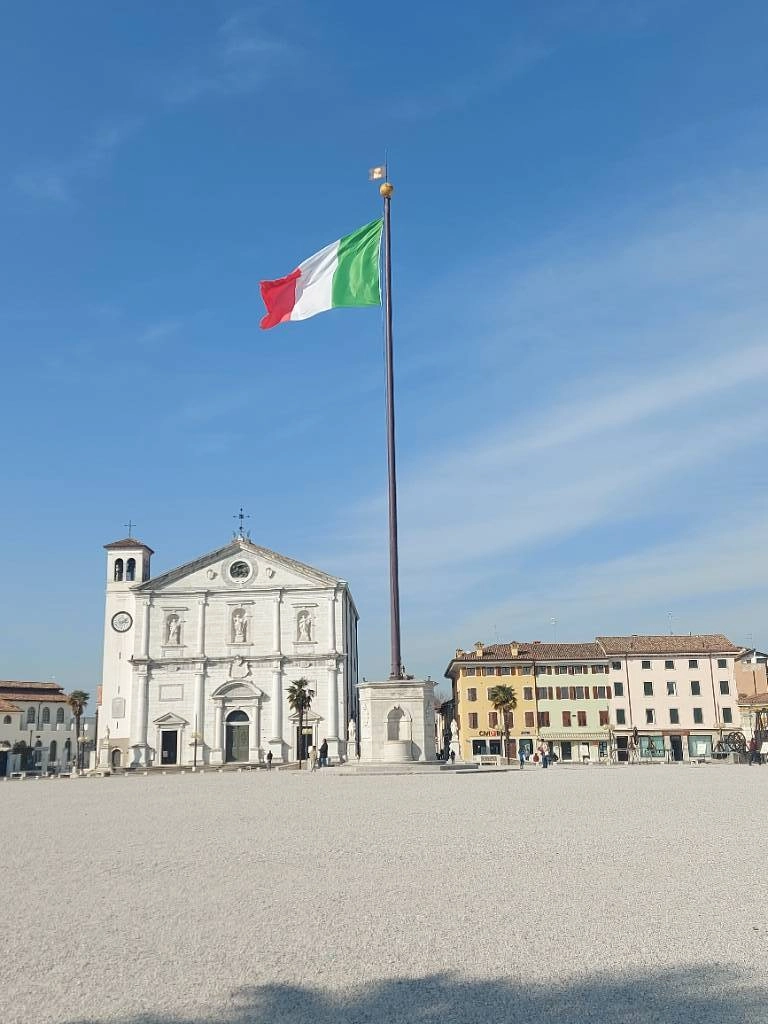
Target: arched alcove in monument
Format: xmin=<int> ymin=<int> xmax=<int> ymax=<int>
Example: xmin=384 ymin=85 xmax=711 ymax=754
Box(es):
xmin=387 ymin=706 xmax=409 ymax=741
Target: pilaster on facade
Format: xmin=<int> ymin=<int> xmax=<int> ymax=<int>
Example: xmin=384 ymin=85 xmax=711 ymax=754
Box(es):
xmin=273 ymin=590 xmax=283 ymax=655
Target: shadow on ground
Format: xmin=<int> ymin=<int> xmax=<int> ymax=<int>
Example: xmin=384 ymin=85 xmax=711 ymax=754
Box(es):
xmin=68 ymin=966 xmax=766 ymax=1024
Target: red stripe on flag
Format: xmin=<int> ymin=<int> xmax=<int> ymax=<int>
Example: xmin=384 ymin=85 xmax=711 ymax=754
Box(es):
xmin=260 ymin=268 xmax=301 ymax=329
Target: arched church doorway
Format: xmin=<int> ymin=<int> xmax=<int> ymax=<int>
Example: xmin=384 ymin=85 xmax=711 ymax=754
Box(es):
xmin=225 ymin=709 xmax=250 ymax=763
xmin=111 ymin=748 xmax=122 ymax=769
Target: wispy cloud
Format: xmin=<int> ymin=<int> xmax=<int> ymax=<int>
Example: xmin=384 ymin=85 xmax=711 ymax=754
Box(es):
xmin=319 ymin=178 xmax=768 ymax=676
xmin=14 ymin=119 xmax=143 ymax=203
xmin=14 ymin=10 xmax=296 ymax=202
xmin=137 ymin=320 xmax=182 ymax=348
xmin=399 ymin=41 xmax=551 ymax=119
xmin=163 ymin=10 xmax=298 ymax=105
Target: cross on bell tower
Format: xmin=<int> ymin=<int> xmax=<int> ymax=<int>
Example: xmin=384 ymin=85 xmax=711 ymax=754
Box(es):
xmin=233 ymin=507 xmax=251 ymax=540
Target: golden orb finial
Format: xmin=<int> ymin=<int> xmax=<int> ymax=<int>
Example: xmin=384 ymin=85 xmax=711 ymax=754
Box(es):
xmin=379 ymin=182 xmax=394 ymax=199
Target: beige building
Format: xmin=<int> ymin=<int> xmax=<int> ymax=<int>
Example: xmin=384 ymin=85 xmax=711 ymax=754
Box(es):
xmin=735 ymin=648 xmax=768 ymax=699
xmin=0 ymin=680 xmax=76 ymax=775
xmin=445 ymin=643 xmax=538 ymax=761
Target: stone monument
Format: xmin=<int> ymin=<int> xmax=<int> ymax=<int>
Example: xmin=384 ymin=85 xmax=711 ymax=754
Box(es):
xmin=357 ymin=679 xmax=436 ymax=763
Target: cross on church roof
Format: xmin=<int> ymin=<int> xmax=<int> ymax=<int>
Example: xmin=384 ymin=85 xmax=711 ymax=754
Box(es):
xmin=124 ymin=519 xmax=135 ymax=538
xmin=233 ymin=507 xmax=251 ymax=540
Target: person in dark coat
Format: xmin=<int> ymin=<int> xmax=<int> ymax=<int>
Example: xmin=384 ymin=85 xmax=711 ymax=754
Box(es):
xmin=266 ymin=750 xmax=273 ymax=769
xmin=319 ymin=738 xmax=329 ymax=767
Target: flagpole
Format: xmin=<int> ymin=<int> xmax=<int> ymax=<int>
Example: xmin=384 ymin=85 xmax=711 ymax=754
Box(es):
xmin=380 ymin=180 xmax=403 ymax=680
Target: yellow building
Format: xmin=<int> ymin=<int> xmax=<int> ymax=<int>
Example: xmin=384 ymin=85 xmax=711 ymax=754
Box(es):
xmin=445 ymin=642 xmax=539 ymax=761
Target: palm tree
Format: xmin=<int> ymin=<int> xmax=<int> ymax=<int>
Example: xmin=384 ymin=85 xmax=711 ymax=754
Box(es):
xmin=488 ymin=684 xmax=517 ymax=764
xmin=67 ymin=690 xmax=90 ymax=770
xmin=287 ymin=678 xmax=315 ymax=769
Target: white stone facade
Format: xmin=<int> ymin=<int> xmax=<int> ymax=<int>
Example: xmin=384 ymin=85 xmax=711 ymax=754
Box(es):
xmin=100 ymin=536 xmax=359 ymax=767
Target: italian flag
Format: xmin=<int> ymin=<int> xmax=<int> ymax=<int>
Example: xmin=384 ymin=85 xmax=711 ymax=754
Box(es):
xmin=260 ymin=218 xmax=382 ymax=329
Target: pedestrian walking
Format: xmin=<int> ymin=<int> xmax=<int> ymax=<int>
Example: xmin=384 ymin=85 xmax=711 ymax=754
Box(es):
xmin=266 ymin=750 xmax=273 ymax=769
xmin=748 ymin=737 xmax=760 ymax=765
xmin=309 ymin=746 xmax=318 ymax=771
xmin=319 ymin=738 xmax=329 ymax=767
xmin=449 ymin=749 xmax=456 ymax=764
xmin=519 ymin=748 xmax=525 ymax=769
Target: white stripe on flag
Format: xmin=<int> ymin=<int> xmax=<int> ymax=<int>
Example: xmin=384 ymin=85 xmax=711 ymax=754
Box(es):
xmin=290 ymin=239 xmax=340 ymax=321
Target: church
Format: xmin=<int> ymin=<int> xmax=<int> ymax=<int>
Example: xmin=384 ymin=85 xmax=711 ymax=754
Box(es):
xmin=99 ymin=531 xmax=359 ymax=768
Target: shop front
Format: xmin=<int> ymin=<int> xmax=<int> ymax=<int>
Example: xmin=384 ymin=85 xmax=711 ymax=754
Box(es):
xmin=539 ymin=731 xmax=605 ymax=763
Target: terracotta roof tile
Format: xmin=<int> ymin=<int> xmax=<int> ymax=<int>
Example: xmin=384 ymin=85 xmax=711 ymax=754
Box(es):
xmin=451 ymin=641 xmax=606 ymax=662
xmin=596 ymin=634 xmax=740 ymax=655
xmin=104 ymin=538 xmax=154 ymax=553
xmin=0 ymin=697 xmax=20 ymax=713
xmin=0 ymin=681 xmax=71 ymax=703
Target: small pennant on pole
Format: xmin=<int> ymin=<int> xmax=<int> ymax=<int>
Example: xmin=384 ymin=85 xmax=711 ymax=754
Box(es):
xmin=369 ymin=165 xmax=386 ymax=181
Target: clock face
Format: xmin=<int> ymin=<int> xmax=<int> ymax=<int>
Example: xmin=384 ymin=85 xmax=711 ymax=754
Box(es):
xmin=111 ymin=611 xmax=133 ymax=633
xmin=229 ymin=560 xmax=251 ymax=580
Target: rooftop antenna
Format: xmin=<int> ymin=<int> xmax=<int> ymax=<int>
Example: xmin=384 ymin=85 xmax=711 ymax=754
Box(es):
xmin=550 ymin=617 xmax=557 ymax=643
xmin=668 ymin=612 xmax=673 ymax=635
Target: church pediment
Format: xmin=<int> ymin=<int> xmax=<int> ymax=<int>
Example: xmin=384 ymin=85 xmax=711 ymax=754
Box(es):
xmin=153 ymin=712 xmax=189 ymax=727
xmin=211 ymin=680 xmax=265 ymax=701
xmin=134 ymin=540 xmax=344 ymax=594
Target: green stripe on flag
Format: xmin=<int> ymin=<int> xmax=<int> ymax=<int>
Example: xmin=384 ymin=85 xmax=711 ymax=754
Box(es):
xmin=331 ymin=218 xmax=382 ymax=308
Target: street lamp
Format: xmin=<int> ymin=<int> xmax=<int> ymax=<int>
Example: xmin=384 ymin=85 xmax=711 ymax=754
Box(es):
xmin=191 ymin=731 xmax=202 ymax=769
xmin=78 ymin=723 xmax=89 ymax=772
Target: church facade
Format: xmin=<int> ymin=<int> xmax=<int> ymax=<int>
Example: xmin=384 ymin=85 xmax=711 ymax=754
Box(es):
xmin=99 ymin=535 xmax=358 ymax=767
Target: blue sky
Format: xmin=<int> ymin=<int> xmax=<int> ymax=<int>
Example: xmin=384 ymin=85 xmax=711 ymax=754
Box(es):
xmin=2 ymin=0 xmax=768 ymax=692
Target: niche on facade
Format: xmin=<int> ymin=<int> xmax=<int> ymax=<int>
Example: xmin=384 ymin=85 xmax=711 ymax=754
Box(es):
xmin=296 ymin=609 xmax=313 ymax=642
xmin=231 ymin=608 xmax=248 ymax=644
xmin=165 ymin=613 xmax=182 ymax=646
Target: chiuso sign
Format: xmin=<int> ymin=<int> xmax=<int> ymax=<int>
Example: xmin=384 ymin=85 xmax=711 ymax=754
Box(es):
xmin=479 ymin=730 xmax=500 ymax=737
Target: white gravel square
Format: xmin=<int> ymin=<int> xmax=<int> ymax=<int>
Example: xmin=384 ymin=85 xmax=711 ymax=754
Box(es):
xmin=2 ymin=766 xmax=767 ymax=1024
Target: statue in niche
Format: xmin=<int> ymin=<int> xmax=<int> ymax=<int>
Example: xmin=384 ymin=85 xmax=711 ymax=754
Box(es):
xmin=450 ymin=719 xmax=459 ymax=740
xmin=297 ymin=610 xmax=312 ymax=642
xmin=233 ymin=610 xmax=247 ymax=643
xmin=347 ymin=719 xmax=356 ymax=742
xmin=167 ymin=616 xmax=180 ymax=645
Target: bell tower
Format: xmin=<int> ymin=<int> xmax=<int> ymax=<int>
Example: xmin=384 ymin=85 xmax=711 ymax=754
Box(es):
xmin=105 ymin=536 xmax=153 ymax=586
xmin=101 ymin=534 xmax=154 ymax=764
